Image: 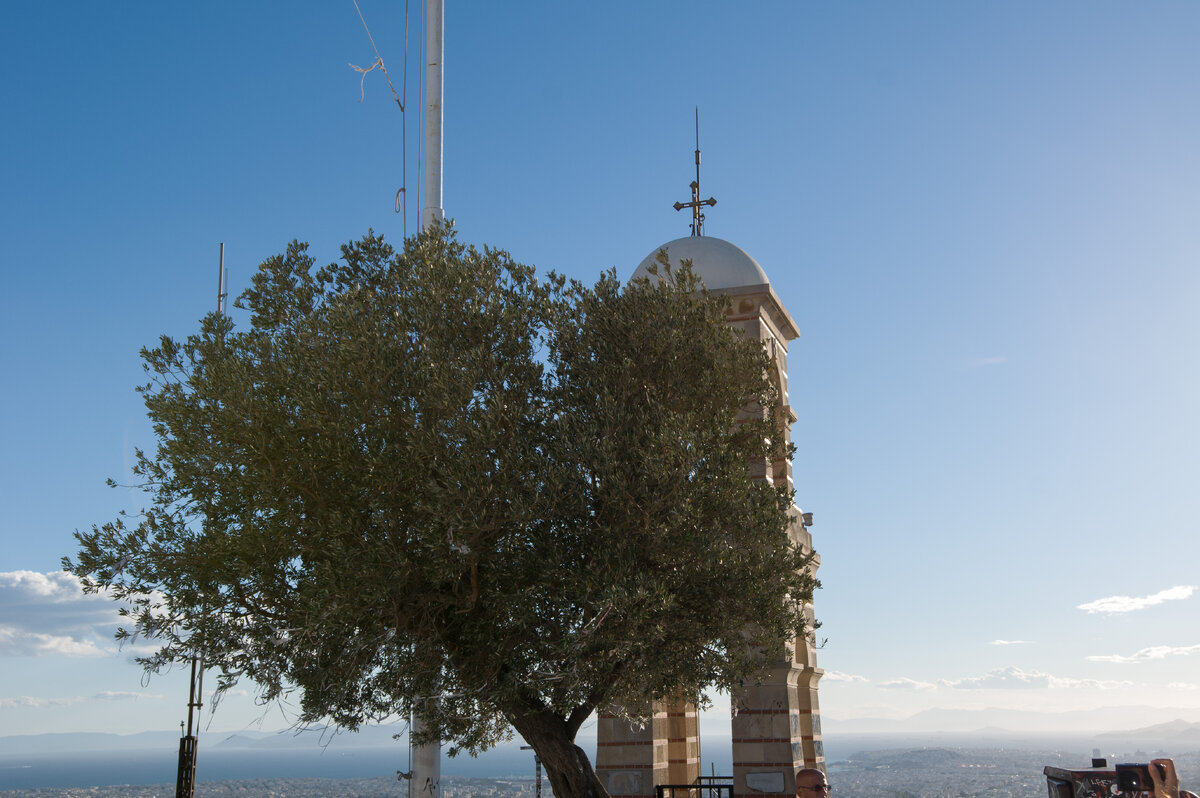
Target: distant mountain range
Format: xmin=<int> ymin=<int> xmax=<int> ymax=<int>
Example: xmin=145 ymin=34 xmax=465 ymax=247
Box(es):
xmin=211 ymin=725 xmax=404 ymax=749
xmin=0 ymin=725 xmax=409 ymax=756
xmin=1096 ymin=719 xmax=1200 ymax=741
xmin=5 ymin=707 xmax=1200 ymax=758
xmin=823 ymin=705 xmax=1200 ymax=735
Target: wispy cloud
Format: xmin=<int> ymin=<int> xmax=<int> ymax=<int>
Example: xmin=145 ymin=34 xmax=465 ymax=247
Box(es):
xmin=822 ymin=670 xmax=869 ymax=683
xmin=1086 ymin=644 xmax=1200 ymax=664
xmin=868 ymin=667 xmax=1134 ymax=692
xmin=0 ymin=570 xmax=121 ymax=657
xmin=941 ymin=667 xmax=1131 ymax=690
xmin=942 ymin=667 xmax=1051 ymax=689
xmin=1167 ymin=682 xmax=1199 ymax=691
xmin=990 ymin=639 xmax=1031 ymax=646
xmin=0 ymin=626 xmax=104 ymax=657
xmin=0 ymin=695 xmax=82 ymax=709
xmin=877 ymin=677 xmax=937 ymax=691
xmin=967 ymin=356 xmax=1007 ymax=367
xmin=94 ymin=691 xmax=163 ymax=701
xmin=1046 ymin=676 xmax=1134 ymax=690
xmin=0 ymin=692 xmax=162 ymax=709
xmin=0 ymin=570 xmax=97 ymax=600
xmin=1077 ymin=585 xmax=1196 ymax=615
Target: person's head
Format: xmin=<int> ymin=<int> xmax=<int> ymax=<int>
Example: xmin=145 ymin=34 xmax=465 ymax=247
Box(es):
xmin=796 ymin=768 xmax=829 ymax=798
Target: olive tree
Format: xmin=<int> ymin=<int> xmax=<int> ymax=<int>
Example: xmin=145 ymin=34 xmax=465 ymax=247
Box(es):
xmin=67 ymin=225 xmax=815 ymax=798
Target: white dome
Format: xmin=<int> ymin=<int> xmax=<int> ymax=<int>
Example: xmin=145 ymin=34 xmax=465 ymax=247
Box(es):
xmin=631 ymin=235 xmax=770 ymax=291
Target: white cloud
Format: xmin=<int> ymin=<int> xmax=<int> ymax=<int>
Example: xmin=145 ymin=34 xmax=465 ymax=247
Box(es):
xmin=0 ymin=625 xmax=105 ymax=657
xmin=822 ymin=670 xmax=869 ymax=683
xmin=877 ymin=677 xmax=937 ymax=691
xmin=0 ymin=695 xmax=81 ymax=709
xmin=942 ymin=667 xmax=1051 ymax=689
xmin=1077 ymin=585 xmax=1196 ymax=615
xmin=94 ymin=691 xmax=163 ymax=701
xmin=1086 ymin=644 xmax=1200 ymax=664
xmin=0 ymin=570 xmax=88 ymax=601
xmin=1167 ymin=682 xmax=1199 ymax=691
xmin=990 ymin=639 xmax=1031 ymax=646
xmin=1042 ymin=676 xmax=1133 ymax=690
xmin=940 ymin=666 xmax=1132 ymax=690
xmin=0 ymin=570 xmax=123 ymax=657
xmin=0 ymin=692 xmax=162 ymax=709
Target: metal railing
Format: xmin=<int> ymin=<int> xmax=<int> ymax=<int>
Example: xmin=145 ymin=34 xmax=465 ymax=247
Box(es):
xmin=655 ymin=777 xmax=734 ymax=798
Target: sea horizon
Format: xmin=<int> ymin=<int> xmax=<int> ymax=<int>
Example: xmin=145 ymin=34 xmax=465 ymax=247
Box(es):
xmin=6 ymin=729 xmax=1198 ymax=792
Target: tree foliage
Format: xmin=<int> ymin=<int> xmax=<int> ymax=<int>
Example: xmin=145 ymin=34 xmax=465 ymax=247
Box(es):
xmin=66 ymin=225 xmax=815 ymax=798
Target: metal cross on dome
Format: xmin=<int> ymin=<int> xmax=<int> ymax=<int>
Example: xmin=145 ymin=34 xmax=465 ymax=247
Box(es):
xmin=673 ymin=108 xmax=717 ymax=236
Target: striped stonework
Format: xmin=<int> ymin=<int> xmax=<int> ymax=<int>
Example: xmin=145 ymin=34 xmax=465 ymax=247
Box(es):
xmin=596 ymin=701 xmax=699 ymax=798
xmin=597 ymin=244 xmax=824 ymax=797
xmin=726 ymin=286 xmax=826 ymax=794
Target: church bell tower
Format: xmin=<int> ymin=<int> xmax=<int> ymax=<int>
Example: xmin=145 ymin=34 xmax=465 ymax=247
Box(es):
xmin=595 ymin=139 xmax=824 ymax=798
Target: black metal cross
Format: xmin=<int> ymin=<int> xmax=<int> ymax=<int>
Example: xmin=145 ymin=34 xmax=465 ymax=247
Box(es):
xmin=673 ymin=109 xmax=716 ymax=236
xmin=674 ymin=179 xmax=716 ymax=237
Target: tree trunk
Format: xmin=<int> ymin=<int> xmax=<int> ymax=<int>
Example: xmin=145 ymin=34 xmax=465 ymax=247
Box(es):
xmin=507 ymin=707 xmax=609 ymax=798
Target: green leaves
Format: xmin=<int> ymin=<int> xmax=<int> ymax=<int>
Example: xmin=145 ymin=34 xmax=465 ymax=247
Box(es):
xmin=66 ymin=223 xmax=814 ymax=769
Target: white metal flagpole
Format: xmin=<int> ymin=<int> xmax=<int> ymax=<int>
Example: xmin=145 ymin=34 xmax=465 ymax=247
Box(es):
xmin=412 ymin=0 xmax=444 ymax=794
xmin=421 ymin=0 xmax=444 ymax=230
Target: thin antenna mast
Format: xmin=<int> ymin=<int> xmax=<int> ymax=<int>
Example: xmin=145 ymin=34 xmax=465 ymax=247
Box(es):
xmin=520 ymin=745 xmax=543 ymax=798
xmin=673 ymin=107 xmax=716 ymax=236
xmin=177 ymin=245 xmax=223 ymax=797
xmin=216 ymin=243 xmax=227 ymax=316
xmin=175 ymin=655 xmax=203 ymax=798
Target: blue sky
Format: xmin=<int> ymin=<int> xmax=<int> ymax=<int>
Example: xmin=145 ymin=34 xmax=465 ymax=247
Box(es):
xmin=3 ymin=1 xmax=1200 ymax=740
